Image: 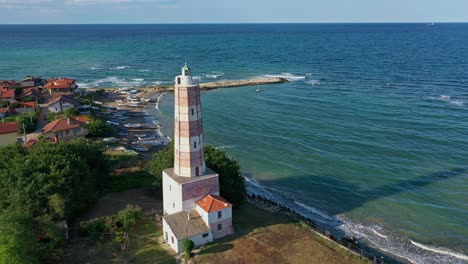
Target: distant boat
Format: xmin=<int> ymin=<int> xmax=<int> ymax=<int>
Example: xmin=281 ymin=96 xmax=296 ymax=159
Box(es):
xmin=133 ymin=146 xmax=149 ymax=152
xmin=427 ymin=22 xmax=435 ymax=26
xmin=256 ymin=89 xmax=261 ymax=93
xmin=103 ymin=137 xmax=119 ymax=143
xmin=124 ymin=123 xmax=142 ymax=128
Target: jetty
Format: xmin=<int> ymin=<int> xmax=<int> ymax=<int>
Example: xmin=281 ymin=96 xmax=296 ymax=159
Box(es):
xmin=199 ymin=77 xmax=288 ymax=90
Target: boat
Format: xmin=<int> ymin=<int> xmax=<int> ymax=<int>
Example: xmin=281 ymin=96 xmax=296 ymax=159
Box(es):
xmin=127 ymin=96 xmax=138 ymax=101
xmin=103 ymin=137 xmax=119 ymax=143
xmin=118 ymin=116 xmax=129 ymax=120
xmin=118 ymin=132 xmax=129 ymax=136
xmin=106 ymin=120 xmax=119 ymax=126
xmin=135 ymin=133 xmax=146 ymax=138
xmin=256 ymin=89 xmax=261 ymax=93
xmin=137 ymin=135 xmax=158 ymax=141
xmin=129 ymin=101 xmax=143 ymax=106
xmin=128 ymin=111 xmax=146 ymax=116
xmin=124 ymin=123 xmax=142 ymax=128
xmin=135 ymin=140 xmax=165 ymax=146
xmin=133 ymin=146 xmax=149 ymax=152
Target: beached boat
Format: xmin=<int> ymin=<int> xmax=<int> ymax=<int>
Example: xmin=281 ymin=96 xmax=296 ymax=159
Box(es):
xmin=137 ymin=135 xmax=158 ymax=141
xmin=133 ymin=146 xmax=149 ymax=152
xmin=127 ymin=96 xmax=138 ymax=101
xmin=103 ymin=137 xmax=119 ymax=143
xmin=118 ymin=132 xmax=129 ymax=136
xmin=136 ymin=140 xmax=165 ymax=146
xmin=124 ymin=123 xmax=142 ymax=128
xmin=129 ymin=101 xmax=143 ymax=106
xmin=128 ymin=111 xmax=146 ymax=116
xmin=118 ymin=116 xmax=129 ymax=120
xmin=135 ymin=133 xmax=146 ymax=138
xmin=106 ymin=120 xmax=119 ymax=126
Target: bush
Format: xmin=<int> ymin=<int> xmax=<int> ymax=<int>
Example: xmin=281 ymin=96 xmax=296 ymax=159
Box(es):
xmin=182 ymin=239 xmax=195 ymax=259
xmin=78 ymin=218 xmax=106 ymax=241
xmin=64 ymin=107 xmax=80 ymax=118
xmin=116 ymin=205 xmax=143 ymax=231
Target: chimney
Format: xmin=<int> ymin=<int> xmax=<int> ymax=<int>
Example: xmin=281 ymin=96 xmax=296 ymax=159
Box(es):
xmin=67 ymin=118 xmax=70 ymax=125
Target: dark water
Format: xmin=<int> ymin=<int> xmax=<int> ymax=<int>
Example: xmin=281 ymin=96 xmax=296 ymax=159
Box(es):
xmin=1 ymin=24 xmax=467 ymax=264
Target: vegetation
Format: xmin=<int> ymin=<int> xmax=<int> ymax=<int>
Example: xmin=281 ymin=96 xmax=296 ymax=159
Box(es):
xmin=182 ymin=239 xmax=195 ymax=260
xmin=103 ymin=170 xmax=153 ymax=194
xmin=4 ymin=109 xmax=39 ymax=133
xmin=0 ymin=139 xmax=111 ymax=263
xmin=86 ymin=118 xmax=115 ymax=137
xmin=146 ymin=142 xmax=246 ymax=206
xmin=63 ymin=107 xmax=80 ymax=118
xmin=65 ymin=218 xmax=175 ymax=264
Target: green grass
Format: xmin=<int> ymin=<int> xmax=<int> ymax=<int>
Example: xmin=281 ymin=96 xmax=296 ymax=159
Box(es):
xmin=65 ymin=219 xmax=175 ymax=264
xmin=103 ymin=171 xmax=154 ymax=194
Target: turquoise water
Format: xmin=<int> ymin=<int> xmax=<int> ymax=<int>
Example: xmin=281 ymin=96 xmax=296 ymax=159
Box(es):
xmin=1 ymin=24 xmax=467 ymax=263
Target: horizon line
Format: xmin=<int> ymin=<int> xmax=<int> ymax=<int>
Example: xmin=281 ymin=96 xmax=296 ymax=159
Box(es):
xmin=0 ymin=21 xmax=467 ymax=26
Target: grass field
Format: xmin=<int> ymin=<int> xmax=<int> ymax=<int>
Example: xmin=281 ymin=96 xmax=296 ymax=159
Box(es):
xmin=64 ymin=219 xmax=175 ymax=264
xmin=194 ymin=203 xmax=369 ymax=264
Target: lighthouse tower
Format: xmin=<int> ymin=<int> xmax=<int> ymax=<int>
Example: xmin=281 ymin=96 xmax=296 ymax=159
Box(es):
xmin=162 ymin=64 xmax=233 ymax=253
xmin=173 ymin=63 xmax=206 ymax=177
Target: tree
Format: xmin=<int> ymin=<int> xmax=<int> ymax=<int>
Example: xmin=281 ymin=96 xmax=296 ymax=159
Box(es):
xmin=63 ymin=107 xmax=80 ymax=118
xmin=147 ymin=143 xmax=246 ymax=206
xmin=204 ymin=145 xmax=246 ymax=207
xmin=182 ymin=239 xmax=195 ymax=259
xmin=86 ymin=118 xmax=113 ymax=137
xmin=146 ymin=142 xmax=174 ymax=189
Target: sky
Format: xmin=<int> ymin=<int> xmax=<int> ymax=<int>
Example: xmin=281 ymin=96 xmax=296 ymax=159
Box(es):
xmin=0 ymin=0 xmax=467 ymax=24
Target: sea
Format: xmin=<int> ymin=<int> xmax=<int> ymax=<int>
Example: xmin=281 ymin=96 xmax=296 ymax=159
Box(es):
xmin=0 ymin=24 xmax=467 ymax=264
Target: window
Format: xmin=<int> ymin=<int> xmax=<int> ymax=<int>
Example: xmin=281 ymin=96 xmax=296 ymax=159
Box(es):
xmin=193 ymin=141 xmax=197 ymax=149
xmin=169 ymin=185 xmax=171 ymax=191
xmin=177 ymin=77 xmax=181 ymax=85
xmin=218 ymin=211 xmax=222 ymax=219
xmin=165 ymin=232 xmax=168 ymax=240
xmin=202 ymin=233 xmax=209 ymax=238
xmin=191 ymin=108 xmax=194 ymax=116
xmin=171 ymin=236 xmax=174 ymax=244
xmin=173 ymin=202 xmax=175 ymax=208
xmin=217 ymin=223 xmax=222 ymax=231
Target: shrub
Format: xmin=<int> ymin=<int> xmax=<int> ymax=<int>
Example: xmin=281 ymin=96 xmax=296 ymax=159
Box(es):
xmin=78 ymin=218 xmax=106 ymax=241
xmin=182 ymin=239 xmax=195 ymax=259
xmin=116 ymin=205 xmax=143 ymax=231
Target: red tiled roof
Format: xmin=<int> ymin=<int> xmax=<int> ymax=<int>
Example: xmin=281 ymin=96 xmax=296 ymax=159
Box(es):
xmin=0 ymin=122 xmax=19 ymax=134
xmin=17 ymin=88 xmax=39 ymax=99
xmin=0 ymin=107 xmax=16 ymax=114
xmin=17 ymin=101 xmax=37 ymax=108
xmin=42 ymin=119 xmax=85 ymax=134
xmin=73 ymin=116 xmax=90 ymax=123
xmin=196 ymin=194 xmax=233 ymax=213
xmin=44 ymin=78 xmax=76 ymax=90
xmin=0 ymin=90 xmax=14 ymax=99
xmin=48 ymin=95 xmax=78 ymax=106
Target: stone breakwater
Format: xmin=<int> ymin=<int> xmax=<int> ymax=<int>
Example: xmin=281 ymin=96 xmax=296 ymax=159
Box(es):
xmin=199 ymin=77 xmax=288 ymax=90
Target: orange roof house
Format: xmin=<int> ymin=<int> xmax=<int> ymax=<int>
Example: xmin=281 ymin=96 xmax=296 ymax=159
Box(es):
xmin=42 ymin=118 xmax=88 ymax=141
xmin=0 ymin=90 xmax=15 ymax=102
xmin=0 ymin=107 xmax=17 ymax=118
xmin=196 ymin=194 xmax=233 ymax=213
xmin=48 ymin=95 xmax=79 ymax=113
xmin=17 ymin=87 xmax=40 ymax=100
xmin=44 ymin=78 xmax=77 ymax=94
xmin=0 ymin=122 xmax=19 ymax=146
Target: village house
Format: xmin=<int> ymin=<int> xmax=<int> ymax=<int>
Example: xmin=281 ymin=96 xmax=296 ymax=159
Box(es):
xmin=0 ymin=106 xmax=17 ymax=119
xmin=44 ymin=78 xmax=77 ymax=94
xmin=41 ymin=118 xmax=88 ymax=141
xmin=0 ymin=122 xmax=19 ymax=146
xmin=48 ymin=95 xmax=79 ymax=113
xmin=17 ymin=76 xmax=43 ymax=88
xmin=0 ymin=89 xmax=15 ymax=103
xmin=0 ymin=80 xmax=16 ymax=89
xmin=17 ymin=87 xmax=40 ymax=102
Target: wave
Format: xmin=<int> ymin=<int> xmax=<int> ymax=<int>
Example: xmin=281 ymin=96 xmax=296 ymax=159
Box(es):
xmin=411 ymin=240 xmax=468 ymax=261
xmin=205 ymin=71 xmax=225 ymax=79
xmin=264 ymin=73 xmax=306 ymax=81
xmin=193 ymin=76 xmax=203 ymax=81
xmin=216 ymin=145 xmax=236 ymax=149
xmin=155 ymin=92 xmax=167 ymax=110
xmin=306 ymin=79 xmax=321 ymax=85
xmin=109 ymin=66 xmax=130 ymax=70
xmin=138 ymin=69 xmax=150 ymax=72
xmin=78 ymin=76 xmax=146 ymax=88
xmin=431 ymin=95 xmax=465 ymax=107
xmin=245 ymin=176 xmax=468 ymax=264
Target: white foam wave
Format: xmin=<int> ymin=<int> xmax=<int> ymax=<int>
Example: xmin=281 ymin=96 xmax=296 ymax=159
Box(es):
xmin=205 ymin=72 xmax=225 ymax=79
xmin=306 ymin=79 xmax=321 ymax=85
xmin=450 ymin=100 xmax=464 ymax=106
xmin=433 ymin=95 xmax=465 ymax=107
xmin=78 ymin=76 xmax=146 ymax=88
xmin=294 ymin=201 xmax=335 ymax=221
xmin=155 ymin=92 xmax=167 ymax=110
xmin=216 ymin=145 xmax=236 ymax=149
xmin=371 ymin=229 xmax=388 ymax=239
xmin=411 ymin=240 xmax=468 ymax=261
xmin=110 ymin=66 xmax=130 ymax=70
xmin=138 ymin=69 xmax=150 ymax=72
xmin=264 ymin=73 xmax=306 ymax=81
xmin=193 ymin=76 xmax=202 ymax=81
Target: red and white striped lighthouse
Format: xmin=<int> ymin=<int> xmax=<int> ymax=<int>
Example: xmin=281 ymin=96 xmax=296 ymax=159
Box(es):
xmin=173 ymin=63 xmax=206 ymax=177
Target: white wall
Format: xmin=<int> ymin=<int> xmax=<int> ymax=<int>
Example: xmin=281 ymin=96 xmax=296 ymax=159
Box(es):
xmin=207 ymin=207 xmax=232 ymax=224
xmin=48 ymin=101 xmax=74 ymax=113
xmin=163 ymin=219 xmax=179 ymax=253
xmin=162 ymin=171 xmax=183 ymax=215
